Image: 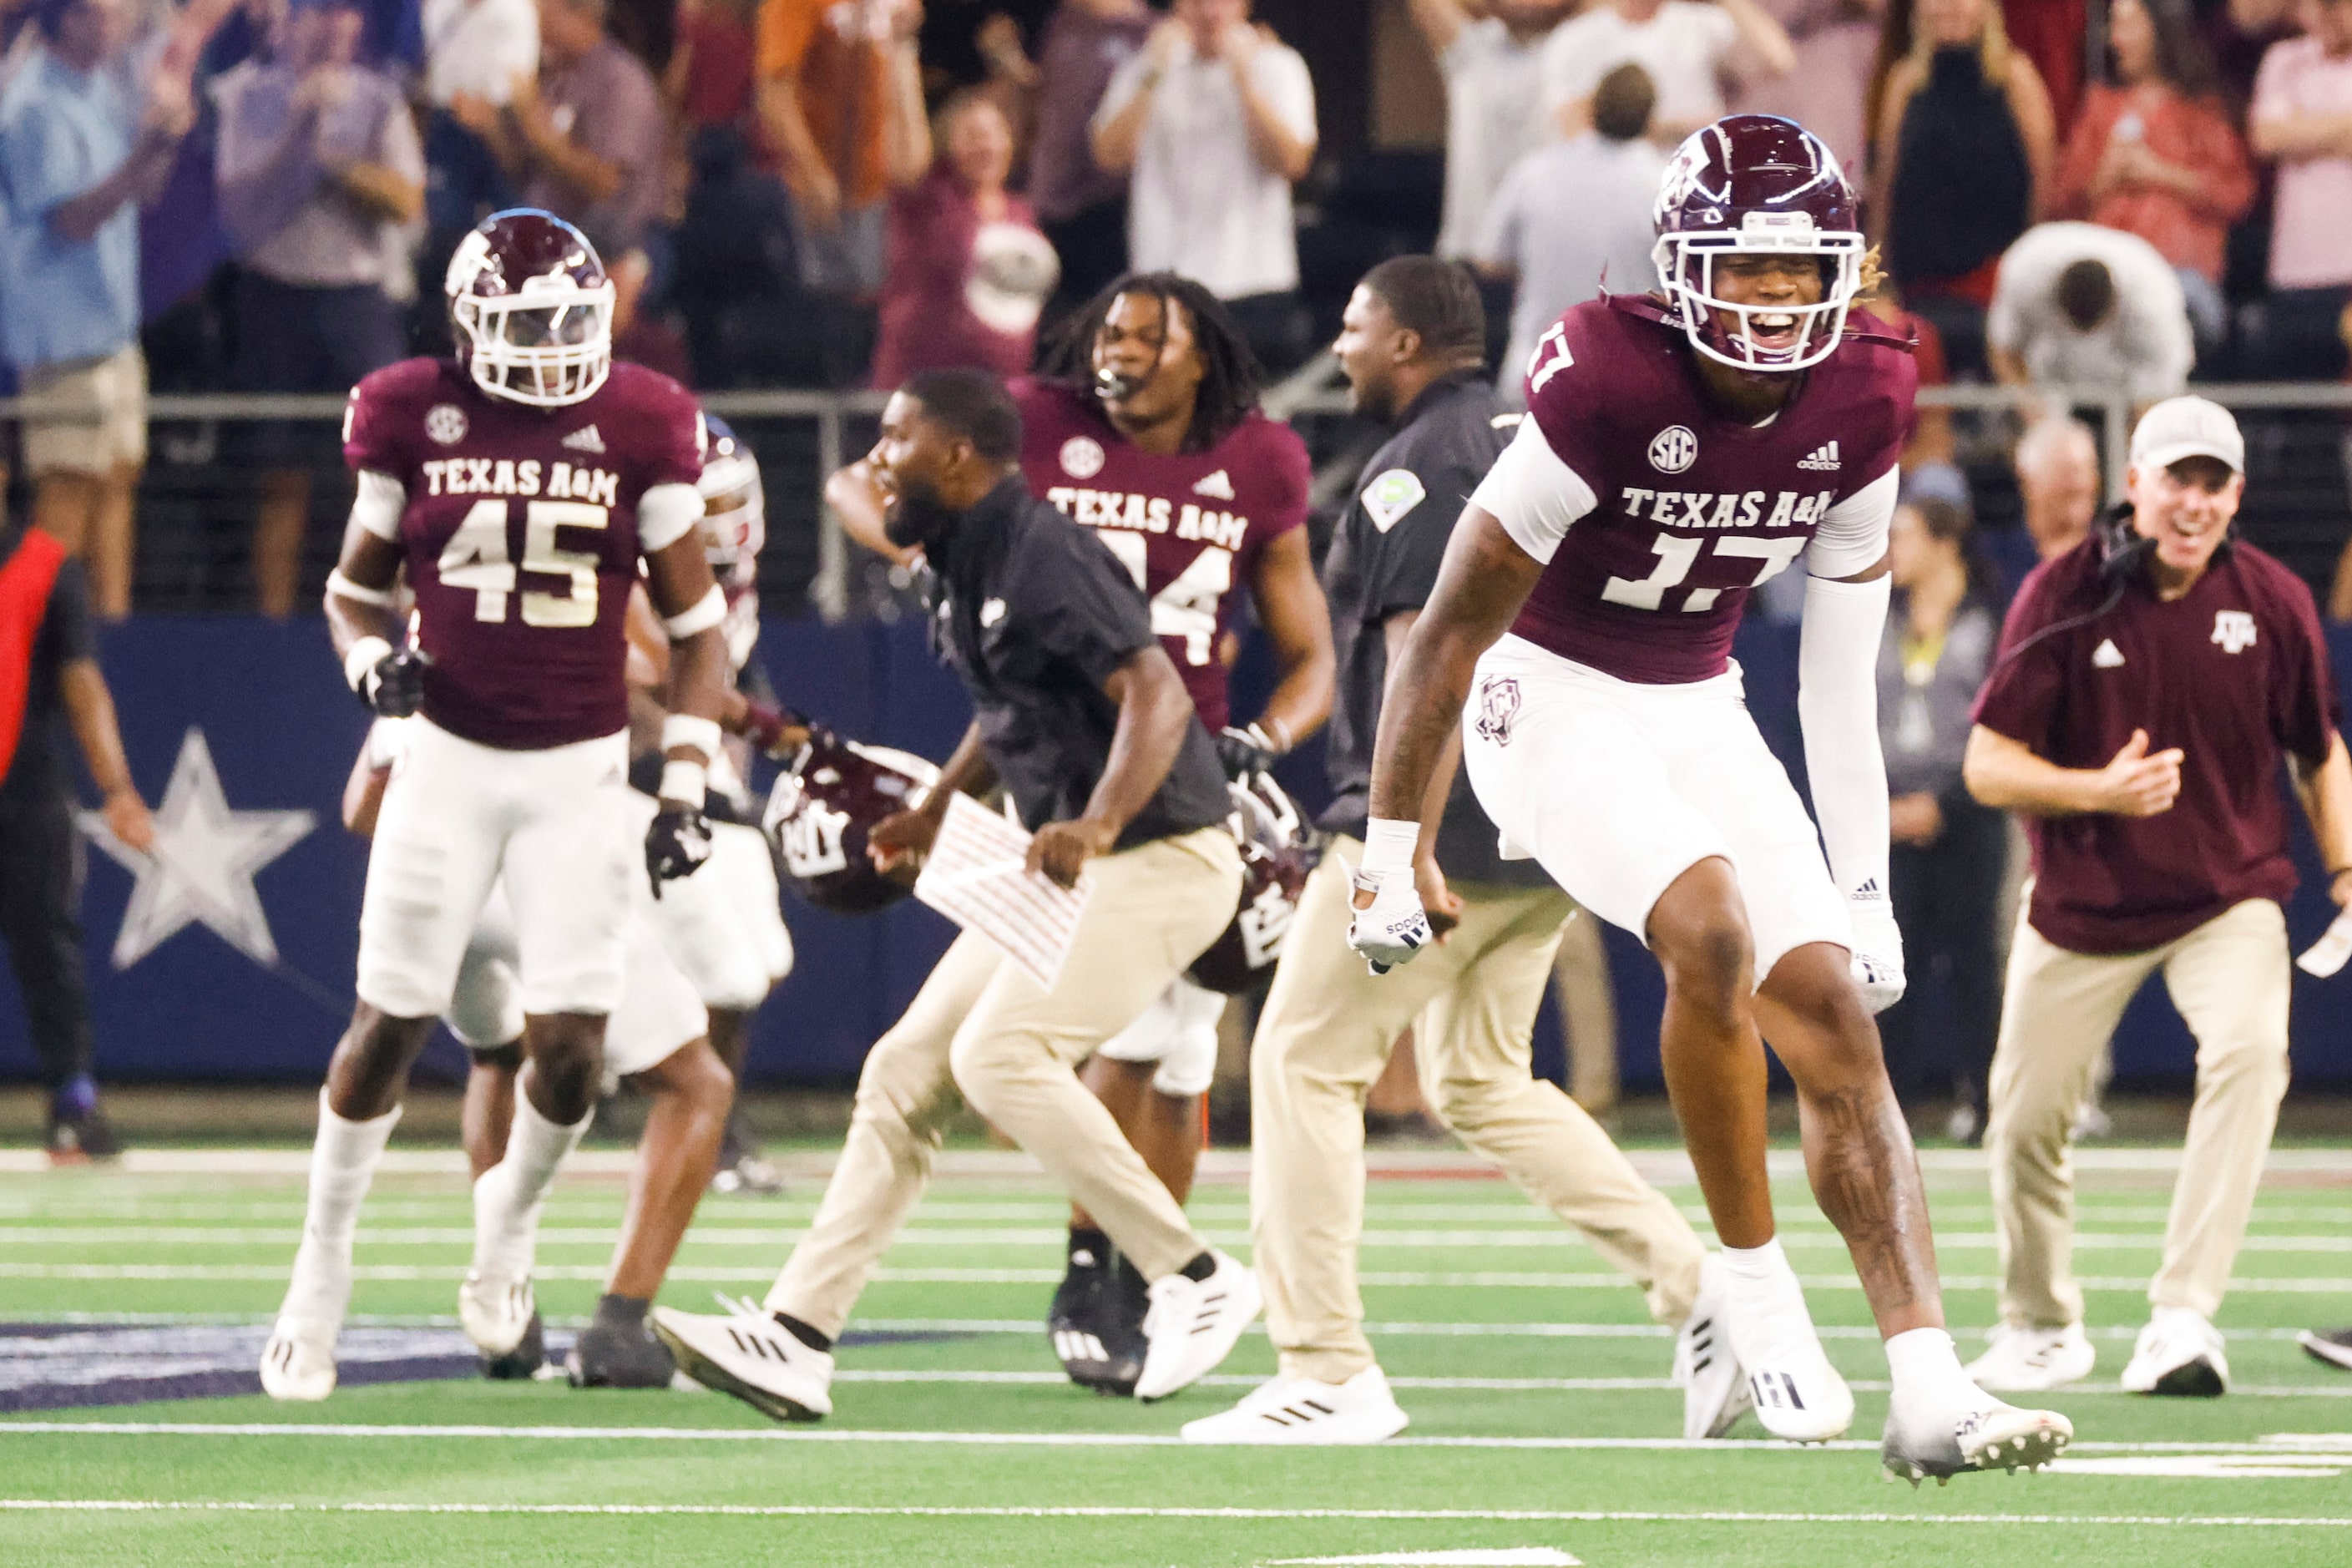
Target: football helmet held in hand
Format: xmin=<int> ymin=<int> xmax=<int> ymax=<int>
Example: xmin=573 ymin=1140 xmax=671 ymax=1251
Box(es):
xmin=1189 ymin=773 xmax=1318 ymax=994
xmin=763 ymin=727 xmax=942 ymax=913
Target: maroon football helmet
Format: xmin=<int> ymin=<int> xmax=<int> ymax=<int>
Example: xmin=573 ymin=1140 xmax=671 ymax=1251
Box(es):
xmin=445 ymin=209 xmax=615 ymax=407
xmin=1651 ymin=115 xmax=1865 ymax=374
xmin=1188 ymin=773 xmax=1320 ymax=995
xmin=763 ymin=728 xmax=941 ymax=913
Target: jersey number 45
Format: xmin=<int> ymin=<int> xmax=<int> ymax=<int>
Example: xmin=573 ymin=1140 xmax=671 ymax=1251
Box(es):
xmin=438 ymin=498 xmax=610 ymax=626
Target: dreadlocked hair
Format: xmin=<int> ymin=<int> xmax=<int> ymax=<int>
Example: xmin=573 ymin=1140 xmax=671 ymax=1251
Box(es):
xmin=1036 ymin=271 xmax=1266 ymax=453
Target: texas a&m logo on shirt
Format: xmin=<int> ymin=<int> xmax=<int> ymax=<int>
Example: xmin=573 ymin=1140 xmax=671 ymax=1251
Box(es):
xmin=2212 ymin=610 xmax=2258 ymax=655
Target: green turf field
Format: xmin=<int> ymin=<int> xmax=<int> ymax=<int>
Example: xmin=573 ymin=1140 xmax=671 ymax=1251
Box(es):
xmin=4 ymin=1144 xmax=2351 ymax=1566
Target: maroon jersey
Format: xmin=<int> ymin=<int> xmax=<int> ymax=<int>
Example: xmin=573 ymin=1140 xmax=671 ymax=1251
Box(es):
xmin=1973 ymin=538 xmax=2342 ymax=955
xmin=344 ymin=359 xmax=706 ymax=750
xmin=1489 ymin=296 xmax=1915 ymax=685
xmin=1011 ymin=378 xmax=1309 ymax=732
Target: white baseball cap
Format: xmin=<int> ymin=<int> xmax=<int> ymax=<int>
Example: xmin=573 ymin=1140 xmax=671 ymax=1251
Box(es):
xmin=2129 ymin=395 xmax=2243 ymax=476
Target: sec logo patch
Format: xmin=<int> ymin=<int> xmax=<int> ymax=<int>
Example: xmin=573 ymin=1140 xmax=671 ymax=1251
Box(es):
xmin=425 ymin=404 xmax=469 ymax=446
xmin=1648 ymin=426 xmax=1697 ymax=474
xmin=1059 ymin=436 xmax=1105 ymax=479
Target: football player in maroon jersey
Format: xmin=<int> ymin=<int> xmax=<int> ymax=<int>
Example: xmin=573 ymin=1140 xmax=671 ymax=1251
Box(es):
xmin=260 ymin=210 xmax=731 ymax=1401
xmin=1355 ymin=119 xmax=2071 ymax=1482
xmin=827 ymin=272 xmax=1333 ymax=1393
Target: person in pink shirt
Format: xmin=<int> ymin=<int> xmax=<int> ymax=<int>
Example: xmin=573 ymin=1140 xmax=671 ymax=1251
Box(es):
xmin=2052 ymin=0 xmax=2253 ymax=355
xmin=870 ymin=89 xmax=1060 ymax=387
xmin=2248 ymin=0 xmax=2352 ymax=379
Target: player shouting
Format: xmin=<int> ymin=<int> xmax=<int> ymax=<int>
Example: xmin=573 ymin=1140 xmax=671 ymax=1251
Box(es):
xmin=261 ymin=210 xmax=730 ymax=1399
xmin=830 ymin=272 xmax=1332 ymax=1391
xmin=1350 ymin=119 xmax=2071 ymax=1482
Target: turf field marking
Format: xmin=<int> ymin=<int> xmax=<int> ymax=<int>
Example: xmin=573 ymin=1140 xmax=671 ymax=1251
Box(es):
xmin=5 ymin=1421 xmax=2343 ymax=1457
xmin=16 ymin=1226 xmax=2348 ymax=1252
xmin=3 ymin=1500 xmax=2352 ymax=1529
xmin=13 ymin=1262 xmax=2352 ymax=1293
xmin=1267 ymin=1553 xmax=1580 ymax=1565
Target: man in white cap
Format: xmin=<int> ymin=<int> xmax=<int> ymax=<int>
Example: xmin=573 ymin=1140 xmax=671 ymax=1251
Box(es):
xmin=1960 ymin=396 xmax=2352 ymax=1399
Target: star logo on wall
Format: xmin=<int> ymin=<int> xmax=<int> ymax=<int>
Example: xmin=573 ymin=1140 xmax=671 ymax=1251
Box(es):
xmin=78 ymin=728 xmax=316 ymax=970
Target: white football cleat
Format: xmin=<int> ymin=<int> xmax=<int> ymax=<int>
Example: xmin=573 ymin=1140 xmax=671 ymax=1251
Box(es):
xmin=1744 ymin=1348 xmax=1854 ymax=1444
xmin=1883 ymin=1392 xmax=2072 ymax=1485
xmin=1674 ymin=1255 xmax=1752 ymax=1439
xmin=458 ymin=1270 xmax=536 ymax=1358
xmin=258 ymin=1320 xmax=337 ymax=1402
xmin=2119 ymin=1307 xmax=2228 ymax=1397
xmin=1963 ymin=1323 xmax=2096 ymax=1392
xmin=1134 ymin=1251 xmax=1262 ymax=1402
xmin=652 ymin=1296 xmax=834 ymax=1421
xmin=1180 ymin=1366 xmax=1409 ymax=1444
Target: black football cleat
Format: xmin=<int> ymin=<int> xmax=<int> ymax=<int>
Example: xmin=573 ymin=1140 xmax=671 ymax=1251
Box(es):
xmin=478 ymin=1309 xmax=545 ymax=1380
xmin=2299 ymin=1328 xmax=2352 ymax=1373
xmin=1050 ymin=1239 xmax=1148 ymax=1396
xmin=45 ymin=1090 xmax=120 ymax=1164
xmin=567 ymin=1316 xmax=679 ymax=1388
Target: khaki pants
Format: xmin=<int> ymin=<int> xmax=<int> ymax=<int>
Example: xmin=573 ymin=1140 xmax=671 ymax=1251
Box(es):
xmin=1986 ymin=898 xmax=2291 ymax=1328
xmin=768 ymin=827 xmax=1241 ymax=1338
xmin=21 ymin=345 xmax=148 ymax=476
xmin=1252 ymin=840 xmax=1705 ymax=1385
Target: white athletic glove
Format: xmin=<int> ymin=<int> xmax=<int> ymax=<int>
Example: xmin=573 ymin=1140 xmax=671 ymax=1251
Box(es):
xmin=1348 ymin=867 xmax=1433 ymax=975
xmin=1846 ymin=886 xmax=1906 ymax=1014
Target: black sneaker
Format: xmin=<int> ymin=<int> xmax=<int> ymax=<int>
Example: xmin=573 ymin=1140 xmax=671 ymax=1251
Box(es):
xmin=44 ymin=1105 xmax=120 ymax=1164
xmin=479 ymin=1310 xmax=545 ymax=1380
xmin=567 ymin=1316 xmax=678 ymax=1388
xmin=2299 ymin=1328 xmax=2352 ymax=1373
xmin=1050 ymin=1248 xmax=1148 ymax=1398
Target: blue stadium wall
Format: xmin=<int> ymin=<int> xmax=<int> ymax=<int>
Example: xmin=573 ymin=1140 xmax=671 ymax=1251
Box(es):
xmin=5 ymin=615 xmax=2351 ymax=1093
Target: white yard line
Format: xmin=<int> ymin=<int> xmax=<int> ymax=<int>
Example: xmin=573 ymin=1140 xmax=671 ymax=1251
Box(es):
xmin=3 ymin=1498 xmax=2351 ymax=1527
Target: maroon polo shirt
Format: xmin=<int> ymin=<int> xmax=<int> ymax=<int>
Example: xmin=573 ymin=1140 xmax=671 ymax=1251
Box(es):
xmin=1972 ymin=535 xmax=2341 ymax=954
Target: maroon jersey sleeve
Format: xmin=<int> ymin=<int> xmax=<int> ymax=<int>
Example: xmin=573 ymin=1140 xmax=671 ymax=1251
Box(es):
xmin=1520 ymin=306 xmax=1617 ymax=495
xmin=1970 ymin=553 xmax=2082 ymax=748
xmin=2257 ymin=553 xmax=2344 ymax=767
xmin=342 ymin=358 xmax=441 ymax=479
xmin=624 ymin=367 xmax=708 ymax=498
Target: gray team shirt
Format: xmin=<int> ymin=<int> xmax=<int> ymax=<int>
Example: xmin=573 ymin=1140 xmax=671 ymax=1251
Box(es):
xmin=1318 ymin=373 xmax=1551 ymax=888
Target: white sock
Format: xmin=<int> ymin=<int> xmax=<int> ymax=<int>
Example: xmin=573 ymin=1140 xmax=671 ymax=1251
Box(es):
xmin=281 ymin=1088 xmax=400 ymax=1329
xmin=470 ymin=1090 xmax=591 ymax=1280
xmin=1885 ymin=1326 xmax=1985 ymax=1413
xmin=1720 ymin=1237 xmax=1820 ymax=1364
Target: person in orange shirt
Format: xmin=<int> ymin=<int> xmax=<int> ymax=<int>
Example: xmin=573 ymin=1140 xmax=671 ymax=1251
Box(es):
xmin=2051 ymin=0 xmax=2254 ymax=356
xmin=754 ymin=0 xmax=930 ymax=296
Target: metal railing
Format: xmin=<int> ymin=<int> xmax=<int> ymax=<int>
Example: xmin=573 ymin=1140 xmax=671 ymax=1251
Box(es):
xmin=5 ymin=377 xmax=2348 ymax=616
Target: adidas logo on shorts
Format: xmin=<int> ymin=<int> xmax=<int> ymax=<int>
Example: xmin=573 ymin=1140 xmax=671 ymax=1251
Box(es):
xmin=1797 ymin=440 xmax=1841 ymax=472
xmin=562 ymin=425 xmax=607 ymax=454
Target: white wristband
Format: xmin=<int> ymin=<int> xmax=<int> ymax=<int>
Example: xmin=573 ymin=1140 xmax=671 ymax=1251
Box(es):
xmin=1359 ymin=817 xmax=1421 ymax=877
xmin=660 ymin=760 xmax=707 ymax=805
xmin=661 ymin=714 xmax=724 ymax=761
xmin=343 ymin=635 xmax=392 ymax=693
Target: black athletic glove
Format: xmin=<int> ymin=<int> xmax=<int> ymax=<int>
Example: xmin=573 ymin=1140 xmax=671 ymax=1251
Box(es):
xmin=1216 ymin=722 xmax=1282 ymax=781
xmin=645 ymin=805 xmax=714 ymax=895
xmin=356 ymin=644 xmax=429 ymax=719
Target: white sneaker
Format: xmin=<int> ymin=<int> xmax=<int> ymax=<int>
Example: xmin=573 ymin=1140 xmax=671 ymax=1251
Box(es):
xmin=458 ymin=1270 xmax=536 ymax=1358
xmin=258 ymin=1320 xmax=336 ymax=1401
xmin=1883 ymin=1389 xmax=2072 ymax=1485
xmin=1963 ymin=1323 xmax=2095 ymax=1391
xmin=1134 ymin=1250 xmax=1262 ymax=1403
xmin=652 ymin=1296 xmax=834 ymax=1421
xmin=1673 ymin=1255 xmax=1751 ymax=1439
xmin=2120 ymin=1307 xmax=2228 ymax=1397
xmin=1179 ymin=1366 xmax=1409 ymax=1444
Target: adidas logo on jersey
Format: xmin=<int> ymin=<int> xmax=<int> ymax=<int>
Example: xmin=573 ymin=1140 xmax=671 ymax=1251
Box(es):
xmin=1797 ymin=440 xmax=1842 ymax=471
xmin=562 ymin=425 xmax=607 ymax=454
xmin=2093 ymin=638 xmax=2127 ymax=669
xmin=1192 ymin=468 xmax=1236 ymax=500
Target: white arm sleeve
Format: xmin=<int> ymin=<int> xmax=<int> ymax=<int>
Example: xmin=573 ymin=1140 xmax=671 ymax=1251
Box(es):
xmin=1798 ymin=571 xmax=1892 ymax=903
xmin=1465 ymin=414 xmax=1598 ymax=565
xmin=350 ymin=470 xmax=406 ymax=541
xmin=1804 ymin=465 xmax=1897 ymax=579
xmin=638 ymin=481 xmax=703 ymax=554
